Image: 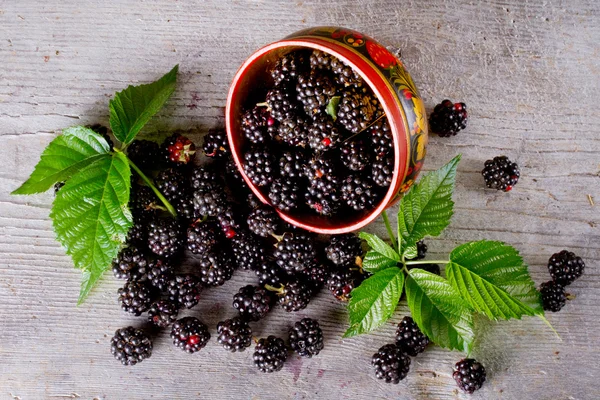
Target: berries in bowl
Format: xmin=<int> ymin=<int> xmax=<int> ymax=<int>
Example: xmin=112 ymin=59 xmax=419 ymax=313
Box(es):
xmin=226 ymin=26 xmax=428 ymax=234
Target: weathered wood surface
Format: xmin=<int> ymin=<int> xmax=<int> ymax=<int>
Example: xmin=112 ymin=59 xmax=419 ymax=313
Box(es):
xmin=1 ymin=0 xmax=599 ymax=399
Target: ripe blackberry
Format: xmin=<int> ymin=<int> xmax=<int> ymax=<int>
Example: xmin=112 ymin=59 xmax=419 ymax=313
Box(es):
xmin=337 ymin=90 xmax=379 ymax=133
xmin=304 ymin=156 xmax=339 ymax=187
xmin=266 ymin=88 xmax=297 ymax=122
xmin=274 ymin=232 xmax=318 ymax=274
xmin=147 ymin=300 xmax=179 ymax=328
xmin=453 ymin=358 xmax=486 ymax=394
xmin=369 ymin=118 xmax=393 ymax=159
xmin=255 ymin=261 xmax=286 ymax=288
xmin=242 ymin=106 xmax=276 ymax=144
xmin=305 ymin=183 xmax=340 ymax=216
xmin=271 ymin=52 xmax=307 ymax=86
xmin=131 ymin=185 xmax=159 ymax=215
xmin=126 ymin=213 xmax=148 ymax=245
xmin=309 ymin=50 xmax=335 ymax=70
xmin=231 ymin=231 xmax=265 ymax=271
xmin=232 ymin=285 xmax=273 ymax=321
xmin=396 ymin=316 xmax=429 ymax=356
xmin=193 ymin=189 xmax=228 ymax=217
xmin=372 ymin=343 xmax=411 ymax=384
xmin=429 ymin=100 xmax=468 ymax=137
xmin=127 ymin=140 xmax=160 ymax=171
xmin=187 ymin=220 xmax=219 ymax=254
xmin=327 ymin=267 xmax=363 ymax=301
xmin=307 ymin=114 xmax=340 ymax=151
xmin=325 ymin=234 xmax=363 ymax=266
xmin=247 ymin=192 xmax=263 ymax=210
xmin=162 ymin=133 xmax=196 ymax=165
xmin=190 ymin=166 xmax=222 ymax=191
xmin=371 ymin=155 xmax=393 ymax=187
xmin=341 ymin=174 xmax=379 ymax=211
xmin=482 ymin=156 xmax=520 ymax=192
xmin=198 ymin=250 xmax=235 ymax=287
xmin=54 ymin=181 xmax=65 ymax=195
xmin=548 ymin=250 xmax=585 ymax=286
xmin=275 ymin=278 xmax=312 ymax=312
xmin=175 ymin=195 xmax=198 ymax=221
xmin=277 ymin=116 xmax=309 ymax=147
xmin=296 ymin=72 xmax=337 ymax=116
xmin=341 ymin=139 xmax=370 ymax=171
xmin=88 ymin=124 xmax=114 ymax=150
xmin=167 ymin=274 xmax=202 ymax=309
xmin=147 ymin=218 xmax=184 ymax=258
xmin=268 ymin=178 xmax=301 ymax=212
xmin=110 ymin=327 xmax=152 ymax=366
xmin=279 ymin=150 xmax=308 ymax=180
xmin=415 ymin=240 xmax=427 ymax=260
xmin=112 ymin=246 xmax=149 ymax=281
xmin=202 ymin=128 xmax=229 ymax=159
xmin=155 ymin=167 xmax=189 ymax=203
xmin=288 ymin=318 xmax=324 ymax=358
xmin=217 ymin=207 xmax=242 ymax=239
xmin=217 ymin=317 xmax=253 ymax=352
xmin=540 ymin=281 xmax=566 ymax=312
xmin=171 ymin=317 xmax=210 ymax=354
xmin=117 ymin=281 xmax=154 ymax=316
xmin=330 ymin=57 xmax=363 ymax=88
xmin=243 ymin=148 xmax=276 ymax=187
xmin=248 ymin=205 xmax=281 ymax=237
xmin=408 ymin=263 xmax=441 ymax=276
xmin=146 ymin=259 xmax=174 ymax=291
xmin=224 ymin=156 xmax=249 ymax=190
xmin=253 ymin=336 xmax=288 ymax=373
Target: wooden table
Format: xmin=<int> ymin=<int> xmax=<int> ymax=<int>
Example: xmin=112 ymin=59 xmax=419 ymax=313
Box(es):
xmin=1 ymin=1 xmax=599 ymax=399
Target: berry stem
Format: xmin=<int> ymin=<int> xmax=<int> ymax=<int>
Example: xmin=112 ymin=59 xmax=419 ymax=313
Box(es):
xmin=381 ymin=210 xmax=399 ymax=253
xmin=405 ymin=260 xmax=450 ymax=265
xmin=264 ymin=283 xmax=284 ymax=295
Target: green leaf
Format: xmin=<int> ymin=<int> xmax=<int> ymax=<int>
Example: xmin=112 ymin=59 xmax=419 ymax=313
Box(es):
xmin=362 ymin=250 xmax=399 ymax=273
xmin=326 ymin=96 xmax=341 ymax=121
xmin=12 ymin=127 xmax=111 ymax=195
xmin=398 ymin=155 xmax=461 ymax=256
xmin=446 ymin=240 xmax=543 ymax=320
xmin=344 ymin=267 xmax=404 ymax=338
xmin=50 ymin=152 xmax=132 ymax=304
xmin=406 ymin=268 xmax=474 ymax=353
xmin=109 ymin=65 xmax=178 ymax=145
xmin=359 ymin=232 xmax=400 ymax=262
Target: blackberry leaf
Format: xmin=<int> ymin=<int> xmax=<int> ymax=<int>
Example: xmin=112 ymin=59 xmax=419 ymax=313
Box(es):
xmin=446 ymin=240 xmax=543 ymax=319
xmin=326 ymin=95 xmax=341 ymax=121
xmin=362 ymin=250 xmax=398 ymax=274
xmin=359 ymin=232 xmax=400 ymax=262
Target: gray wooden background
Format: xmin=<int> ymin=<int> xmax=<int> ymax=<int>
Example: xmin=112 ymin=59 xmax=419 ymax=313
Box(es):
xmin=1 ymin=1 xmax=599 ymax=399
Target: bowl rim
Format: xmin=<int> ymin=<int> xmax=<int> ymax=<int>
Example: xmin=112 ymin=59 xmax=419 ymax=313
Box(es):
xmin=226 ymin=37 xmax=409 ymax=234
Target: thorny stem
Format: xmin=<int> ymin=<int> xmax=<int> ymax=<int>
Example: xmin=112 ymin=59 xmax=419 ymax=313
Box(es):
xmin=381 ymin=210 xmax=399 ymax=253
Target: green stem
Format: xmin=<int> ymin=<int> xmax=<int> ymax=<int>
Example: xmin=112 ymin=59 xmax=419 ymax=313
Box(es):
xmin=381 ymin=210 xmax=399 ymax=253
xmin=405 ymin=259 xmax=450 ymax=265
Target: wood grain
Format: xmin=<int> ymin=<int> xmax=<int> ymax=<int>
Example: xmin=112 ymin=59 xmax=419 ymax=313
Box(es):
xmin=1 ymin=0 xmax=599 ymax=399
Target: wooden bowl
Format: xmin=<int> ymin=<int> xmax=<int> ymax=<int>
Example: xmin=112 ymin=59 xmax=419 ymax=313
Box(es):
xmin=226 ymin=26 xmax=428 ymax=234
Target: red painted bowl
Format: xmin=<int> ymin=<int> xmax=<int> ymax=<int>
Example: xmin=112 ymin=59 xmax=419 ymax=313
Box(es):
xmin=226 ymin=26 xmax=428 ymax=234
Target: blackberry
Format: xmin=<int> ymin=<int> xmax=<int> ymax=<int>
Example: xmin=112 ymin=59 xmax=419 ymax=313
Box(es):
xmin=327 ymin=267 xmax=363 ymax=301
xmin=453 ymin=358 xmax=486 ymax=394
xmin=110 ymin=327 xmax=152 ymax=366
xmin=231 ymin=231 xmax=265 ymax=271
xmin=167 ymin=274 xmax=202 ymax=309
xmin=187 ymin=220 xmax=219 ymax=254
xmin=305 ymin=183 xmax=340 ymax=216
xmin=371 ymin=155 xmax=394 ymax=187
xmin=117 ymin=281 xmax=154 ymax=316
xmin=271 ymin=52 xmax=307 ymax=87
xmin=415 ymin=240 xmax=427 ymax=260
xmin=279 ymin=150 xmax=308 ymax=180
xmin=269 ymin=178 xmax=301 ymax=212
xmin=171 ymin=317 xmax=210 ymax=354
xmin=253 ymin=336 xmax=288 ymax=373
xmin=54 ymin=181 xmax=65 ymax=195
xmin=248 ymin=205 xmax=281 ymax=237
xmin=341 ymin=138 xmax=370 ymax=171
xmin=266 ymin=88 xmax=297 ymax=122
xmin=243 ymin=148 xmax=276 ymax=187
xmin=175 ymin=195 xmax=198 ymax=221
xmin=325 ymin=234 xmax=363 ymax=266
xmin=304 ymin=156 xmax=339 ymax=187
xmin=198 ymin=250 xmax=235 ymax=287
xmin=547 ymin=250 xmax=585 ymax=286
xmin=330 ymin=57 xmax=363 ymax=88
xmin=275 ymin=278 xmax=312 ymax=312
xmin=277 ymin=116 xmax=309 ymax=147
xmin=202 ymin=128 xmax=229 ymax=159
xmin=296 ymin=72 xmax=337 ymax=117
xmin=274 ymin=232 xmax=317 ymax=274
xmin=369 ymin=118 xmax=393 ymax=159
xmin=190 ymin=166 xmax=222 ymax=191
xmin=372 ymin=343 xmax=411 ymax=384
xmin=88 ymin=124 xmax=114 ymax=150
xmin=540 ymin=281 xmax=566 ymax=312
xmin=147 ymin=218 xmax=184 ymax=258
xmin=408 ymin=263 xmax=441 ymax=276
xmin=288 ymin=318 xmax=324 ymax=358
xmin=217 ymin=207 xmax=242 ymax=239
xmin=307 ymin=114 xmax=340 ymax=151
xmin=309 ymin=50 xmax=335 ymax=70
xmin=193 ymin=189 xmax=228 ymax=217
xmin=224 ymin=156 xmax=249 ymax=190
xmin=247 ymin=192 xmax=263 ymax=210
xmin=300 ymin=261 xmax=329 ymax=291
xmin=146 ymin=259 xmax=174 ymax=291
xmin=155 ymin=167 xmax=189 ymax=203
xmin=112 ymin=246 xmax=149 ymax=281
xmin=127 ymin=140 xmax=160 ymax=171
xmin=162 ymin=133 xmax=196 ymax=165
xmin=395 ymin=316 xmax=429 ymax=356
xmin=131 ymin=185 xmax=159 ymax=214
xmin=217 ymin=317 xmax=253 ymax=352
xmin=341 ymin=174 xmax=379 ymax=211
xmin=337 ymin=90 xmax=379 ymax=133
xmin=255 ymin=261 xmax=286 ymax=288
xmin=232 ymin=285 xmax=273 ymax=321
xmin=429 ymin=100 xmax=468 ymax=137
xmin=126 ymin=213 xmax=148 ymax=245
xmin=147 ymin=300 xmax=179 ymax=328
xmin=242 ymin=106 xmax=276 ymax=144
xmin=482 ymin=156 xmax=520 ymax=192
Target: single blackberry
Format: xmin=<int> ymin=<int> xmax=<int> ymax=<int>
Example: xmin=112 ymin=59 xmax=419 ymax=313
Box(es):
xmin=325 ymin=234 xmax=363 ymax=266
xmin=198 ymin=250 xmax=235 ymax=287
xmin=255 ymin=261 xmax=286 ymax=288
xmin=369 ymin=118 xmax=393 ymax=159
xmin=253 ymin=336 xmax=288 ymax=373
xmin=415 ymin=240 xmax=427 ymax=260
xmin=248 ymin=205 xmax=281 ymax=237
xmin=337 ymin=90 xmax=379 ymax=133
xmin=247 ymin=192 xmax=262 ymax=210
xmin=274 ymin=232 xmax=318 ymax=274
xmin=279 ymin=150 xmax=307 ymax=180
xmin=395 ymin=316 xmax=429 ymax=356
xmin=232 ymin=285 xmax=273 ymax=321
xmin=330 ymin=57 xmax=363 ymax=88
xmin=277 ymin=116 xmax=309 ymax=147
xmin=162 ymin=133 xmax=196 ymax=165
xmin=309 ymin=50 xmax=335 ymax=70
xmin=304 ymin=156 xmax=339 ymax=187
xmin=193 ymin=189 xmax=228 ymax=217
xmin=217 ymin=317 xmax=253 ymax=352
xmin=202 ymin=128 xmax=229 ymax=159
xmin=217 ymin=207 xmax=242 ymax=239
xmin=171 ymin=317 xmax=211 ymax=354
xmin=408 ymin=263 xmax=441 ymax=276
xmin=175 ymin=195 xmax=198 ymax=221
xmin=300 ymin=261 xmax=329 ymax=291
xmin=147 ymin=218 xmax=184 ymax=258
xmin=130 ymin=185 xmax=159 ymax=214
xmin=112 ymin=246 xmax=149 ymax=281
xmin=190 ymin=165 xmax=222 ymax=191
xmin=269 ymin=178 xmax=301 ymax=212
xmin=429 ymin=100 xmax=468 ymax=137
xmin=271 ymin=52 xmax=307 ymax=86
xmin=146 ymin=259 xmax=174 ymax=291
xmin=307 ymin=114 xmax=340 ymax=151
xmin=231 ymin=231 xmax=265 ymax=271
xmin=371 ymin=155 xmax=393 ymax=187
xmin=540 ymin=281 xmax=566 ymax=312
xmin=305 ymin=183 xmax=340 ymax=216
xmin=110 ymin=327 xmax=152 ymax=366
xmin=155 ymin=167 xmax=189 ymax=203
xmin=187 ymin=220 xmax=219 ymax=254
xmin=147 ymin=300 xmax=179 ymax=328
xmin=296 ymin=72 xmax=337 ymax=117
xmin=341 ymin=139 xmax=370 ymax=171
xmin=372 ymin=343 xmax=411 ymax=384
xmin=327 ymin=267 xmax=363 ymax=301
xmin=482 ymin=156 xmax=520 ymax=192
xmin=88 ymin=124 xmax=114 ymax=150
xmin=547 ymin=250 xmax=585 ymax=286
xmin=127 ymin=140 xmax=160 ymax=171
xmin=117 ymin=281 xmax=154 ymax=316
xmin=266 ymin=88 xmax=297 ymax=122
xmin=54 ymin=181 xmax=65 ymax=195
xmin=167 ymin=274 xmax=202 ymax=309
xmin=453 ymin=358 xmax=486 ymax=394
xmin=242 ymin=106 xmax=276 ymax=144
xmin=341 ymin=174 xmax=379 ymax=211
xmin=288 ymin=318 xmax=324 ymax=358
xmin=243 ymin=148 xmax=276 ymax=187
xmin=273 ymin=278 xmax=312 ymax=312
